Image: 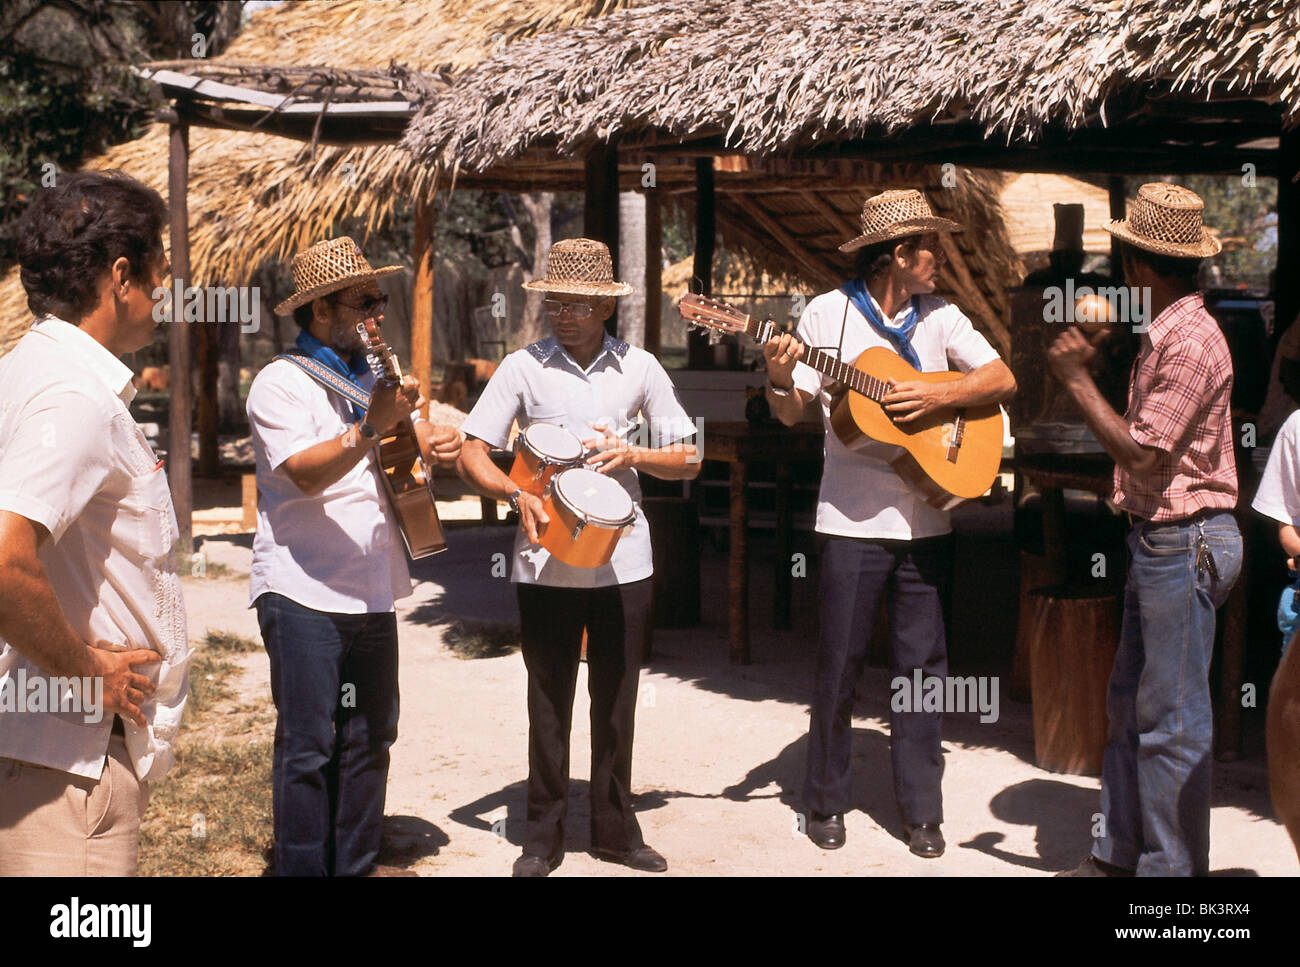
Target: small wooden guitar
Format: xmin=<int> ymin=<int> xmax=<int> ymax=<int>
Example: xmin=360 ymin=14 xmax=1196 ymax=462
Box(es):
xmin=356 ymin=319 xmax=448 ymax=557
xmin=678 ymin=293 xmax=1003 ymax=510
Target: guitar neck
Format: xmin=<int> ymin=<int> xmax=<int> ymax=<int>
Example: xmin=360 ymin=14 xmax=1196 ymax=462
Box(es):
xmin=742 ymin=315 xmax=890 ymax=403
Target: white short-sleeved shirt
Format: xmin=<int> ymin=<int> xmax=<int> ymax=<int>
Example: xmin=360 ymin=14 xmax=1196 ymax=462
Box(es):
xmin=0 ymin=317 xmax=189 ymax=781
xmin=791 ymin=289 xmax=1002 ymax=540
xmin=462 ymin=333 xmax=695 ymax=588
xmin=246 ymin=359 xmax=412 ymax=613
xmin=1253 ymin=409 xmax=1300 ymax=526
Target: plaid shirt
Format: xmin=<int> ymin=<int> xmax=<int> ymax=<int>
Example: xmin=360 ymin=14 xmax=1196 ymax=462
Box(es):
xmin=1113 ymin=293 xmax=1238 ymax=521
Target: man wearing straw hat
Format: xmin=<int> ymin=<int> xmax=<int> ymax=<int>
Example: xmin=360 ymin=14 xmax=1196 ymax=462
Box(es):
xmin=765 ymin=189 xmax=1017 ymax=860
xmin=248 ymin=236 xmax=462 ymax=877
xmin=457 ymin=238 xmax=699 ymax=877
xmin=1047 ymin=183 xmax=1241 ymax=877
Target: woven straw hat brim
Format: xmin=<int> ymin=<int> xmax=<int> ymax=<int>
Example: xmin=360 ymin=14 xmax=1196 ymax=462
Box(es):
xmin=274 ymin=264 xmax=404 ymax=315
xmin=1102 ymin=219 xmax=1221 ymax=259
xmin=838 ymin=216 xmax=965 ymax=253
xmin=521 ymin=278 xmax=633 ymax=297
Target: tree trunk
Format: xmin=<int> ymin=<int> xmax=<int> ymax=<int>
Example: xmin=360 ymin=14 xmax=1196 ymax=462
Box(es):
xmin=217 ymin=305 xmax=241 ymax=429
xmin=517 ymin=192 xmax=553 ymax=348
xmin=618 ymin=191 xmax=646 ymax=348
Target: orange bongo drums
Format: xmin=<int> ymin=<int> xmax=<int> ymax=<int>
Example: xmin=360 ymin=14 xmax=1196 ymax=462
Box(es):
xmin=509 ymin=422 xmax=585 ymax=497
xmin=538 ymin=468 xmax=636 ymax=568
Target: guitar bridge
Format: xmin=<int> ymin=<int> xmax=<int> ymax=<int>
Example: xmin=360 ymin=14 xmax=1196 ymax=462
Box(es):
xmin=946 ymin=411 xmax=966 ymax=463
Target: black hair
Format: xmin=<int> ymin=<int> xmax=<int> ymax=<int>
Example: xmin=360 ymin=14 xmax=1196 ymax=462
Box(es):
xmin=851 ymin=235 xmax=921 ymax=283
xmin=1120 ymin=241 xmax=1201 ymax=287
xmin=293 ymin=301 xmax=316 ymax=329
xmin=16 ymin=169 xmax=167 ymax=321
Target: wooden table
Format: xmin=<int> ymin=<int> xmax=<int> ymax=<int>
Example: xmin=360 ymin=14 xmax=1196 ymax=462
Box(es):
xmin=702 ymin=421 xmax=823 ymax=664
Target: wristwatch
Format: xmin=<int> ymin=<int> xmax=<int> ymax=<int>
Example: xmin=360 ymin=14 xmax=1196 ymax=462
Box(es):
xmin=506 ymin=488 xmax=523 ymax=514
xmin=768 ymin=381 xmax=794 ymax=398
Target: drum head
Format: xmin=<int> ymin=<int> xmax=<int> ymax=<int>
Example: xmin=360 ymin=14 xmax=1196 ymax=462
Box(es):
xmin=552 ymin=468 xmax=635 ymax=525
xmin=523 ymin=422 xmax=583 ymax=462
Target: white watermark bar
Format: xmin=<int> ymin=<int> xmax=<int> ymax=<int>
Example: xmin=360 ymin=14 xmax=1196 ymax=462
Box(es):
xmin=152 ymin=278 xmax=261 ymax=333
xmin=0 ymin=669 xmax=104 ymax=724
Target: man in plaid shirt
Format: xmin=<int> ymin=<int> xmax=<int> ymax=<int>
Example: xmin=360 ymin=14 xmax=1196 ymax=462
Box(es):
xmin=1047 ymin=183 xmax=1241 ymax=877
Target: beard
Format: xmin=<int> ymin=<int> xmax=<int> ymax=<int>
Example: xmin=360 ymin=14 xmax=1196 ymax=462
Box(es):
xmin=328 ymin=315 xmax=366 ymax=358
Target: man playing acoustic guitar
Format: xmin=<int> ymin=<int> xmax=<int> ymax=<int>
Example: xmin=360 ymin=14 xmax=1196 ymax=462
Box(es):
xmin=764 ymin=189 xmax=1016 ymax=859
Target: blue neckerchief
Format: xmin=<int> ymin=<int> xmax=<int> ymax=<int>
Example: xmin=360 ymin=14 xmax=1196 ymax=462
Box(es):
xmin=295 ymin=329 xmax=370 ymax=420
xmin=840 ymin=279 xmax=923 ymax=370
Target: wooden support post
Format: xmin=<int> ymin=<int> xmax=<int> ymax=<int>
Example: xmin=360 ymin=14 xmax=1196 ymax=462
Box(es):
xmin=196 ymin=295 xmax=218 ymax=478
xmin=773 ymin=461 xmax=792 ymax=630
xmin=1108 ymin=175 xmax=1126 ymax=279
xmin=1275 ymin=128 xmax=1300 ymax=346
xmin=688 ymin=157 xmax=715 ymax=368
xmin=168 ymin=122 xmax=193 ymax=554
xmin=412 ymin=195 xmax=435 ymax=417
xmin=729 ymin=459 xmax=750 ymax=664
xmin=584 ymin=140 xmax=620 ymax=336
xmin=644 ymin=186 xmax=662 ymax=357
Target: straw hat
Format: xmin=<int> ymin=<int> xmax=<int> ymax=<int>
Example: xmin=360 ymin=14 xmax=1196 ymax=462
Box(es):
xmin=1103 ymin=183 xmax=1221 ymax=259
xmin=274 ymin=236 xmax=403 ymax=315
xmin=838 ymin=189 xmax=965 ymax=253
xmin=521 ymin=238 xmax=632 ymax=297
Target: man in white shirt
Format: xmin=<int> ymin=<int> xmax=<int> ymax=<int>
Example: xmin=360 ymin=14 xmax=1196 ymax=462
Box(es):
xmin=457 ymin=239 xmax=700 ymax=877
xmin=0 ymin=170 xmax=189 ymax=875
xmin=765 ymin=190 xmax=1016 ymax=858
xmin=247 ymin=237 xmax=461 ymax=877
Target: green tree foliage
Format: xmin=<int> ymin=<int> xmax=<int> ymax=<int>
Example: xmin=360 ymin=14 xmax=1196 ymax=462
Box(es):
xmin=0 ymin=1 xmax=244 ymax=265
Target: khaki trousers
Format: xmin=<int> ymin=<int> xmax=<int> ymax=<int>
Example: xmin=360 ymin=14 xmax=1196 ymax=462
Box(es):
xmin=0 ymin=733 xmax=150 ymax=876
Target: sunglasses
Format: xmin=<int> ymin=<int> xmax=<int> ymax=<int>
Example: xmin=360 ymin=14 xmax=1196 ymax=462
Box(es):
xmin=543 ymin=299 xmax=594 ymax=320
xmin=332 ymin=293 xmax=389 ymax=316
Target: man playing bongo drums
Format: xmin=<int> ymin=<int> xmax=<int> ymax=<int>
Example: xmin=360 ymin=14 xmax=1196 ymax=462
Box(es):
xmin=457 ymin=238 xmax=699 ymax=876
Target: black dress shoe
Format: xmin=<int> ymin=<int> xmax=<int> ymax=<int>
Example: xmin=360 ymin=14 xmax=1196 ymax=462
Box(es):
xmin=512 ymin=854 xmax=560 ymax=877
xmin=808 ymin=813 xmax=846 ymax=850
xmin=903 ymin=823 xmax=945 ymax=858
xmin=1055 ymin=855 xmax=1134 ymax=877
xmin=591 ymin=845 xmax=668 ymax=872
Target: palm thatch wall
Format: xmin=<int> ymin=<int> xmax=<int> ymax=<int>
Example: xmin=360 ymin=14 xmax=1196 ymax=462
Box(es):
xmin=1 ymin=0 xmax=641 ymax=353
xmin=402 ymin=0 xmax=1297 ymax=168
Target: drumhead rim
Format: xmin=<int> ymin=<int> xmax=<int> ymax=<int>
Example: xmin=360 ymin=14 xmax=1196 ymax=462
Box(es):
xmin=521 ymin=422 xmax=584 ymax=463
xmin=550 ymin=468 xmax=635 ymax=526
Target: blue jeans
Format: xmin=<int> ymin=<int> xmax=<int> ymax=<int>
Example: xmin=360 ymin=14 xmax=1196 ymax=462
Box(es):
xmin=255 ymin=593 xmax=400 ymax=877
xmin=1093 ymin=511 xmax=1242 ymax=876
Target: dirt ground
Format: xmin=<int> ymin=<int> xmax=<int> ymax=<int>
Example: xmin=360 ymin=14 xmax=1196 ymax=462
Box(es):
xmin=181 ymin=517 xmax=1298 ymax=878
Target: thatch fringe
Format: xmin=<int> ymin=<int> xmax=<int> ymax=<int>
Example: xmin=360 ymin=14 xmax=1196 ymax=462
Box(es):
xmin=401 ymin=0 xmax=1298 ymax=170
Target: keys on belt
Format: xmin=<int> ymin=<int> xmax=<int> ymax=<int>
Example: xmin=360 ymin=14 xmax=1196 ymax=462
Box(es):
xmin=1194 ymin=520 xmax=1220 ymax=582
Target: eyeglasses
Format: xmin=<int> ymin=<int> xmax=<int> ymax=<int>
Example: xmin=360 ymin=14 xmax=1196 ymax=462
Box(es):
xmin=332 ymin=293 xmax=389 ymax=316
xmin=543 ymin=299 xmax=593 ymax=320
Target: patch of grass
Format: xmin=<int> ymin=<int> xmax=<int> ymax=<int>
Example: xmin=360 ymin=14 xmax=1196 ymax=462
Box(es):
xmin=442 ymin=619 xmax=521 ymax=660
xmin=203 ymin=630 xmax=261 ymax=654
xmin=138 ymin=631 xmax=273 ymax=876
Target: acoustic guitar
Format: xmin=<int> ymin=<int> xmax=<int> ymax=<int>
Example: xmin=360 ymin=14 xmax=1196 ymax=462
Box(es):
xmin=356 ymin=319 xmax=448 ymax=557
xmin=678 ymin=293 xmax=1004 ymax=510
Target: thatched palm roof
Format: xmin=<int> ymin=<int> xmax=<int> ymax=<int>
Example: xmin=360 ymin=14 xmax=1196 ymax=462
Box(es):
xmin=1 ymin=0 xmax=640 ymax=352
xmin=401 ymin=0 xmax=1296 ymax=169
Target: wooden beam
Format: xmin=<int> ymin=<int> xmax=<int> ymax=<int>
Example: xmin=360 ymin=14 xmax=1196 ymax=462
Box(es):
xmin=1109 ymin=175 xmax=1126 ymax=278
xmin=1276 ymin=127 xmax=1300 ymax=351
xmin=688 ymin=157 xmax=715 ymax=367
xmin=938 ymin=232 xmax=1010 ymax=356
xmin=584 ymin=139 xmax=620 ymax=336
xmin=167 ymin=122 xmax=193 ymax=553
xmin=799 ymin=189 xmax=860 ymax=240
xmin=412 ymin=195 xmax=435 ymax=417
xmin=727 ymin=192 xmax=840 ymax=289
xmin=645 ymin=186 xmax=662 ymax=357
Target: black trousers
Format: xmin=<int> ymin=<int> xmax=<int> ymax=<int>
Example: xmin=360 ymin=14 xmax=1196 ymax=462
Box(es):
xmin=516 ymin=578 xmax=653 ymax=859
xmin=803 ymin=535 xmax=951 ymax=825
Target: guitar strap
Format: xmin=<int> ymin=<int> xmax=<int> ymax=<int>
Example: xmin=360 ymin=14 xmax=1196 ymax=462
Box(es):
xmin=276 ymin=349 xmax=370 ymax=421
